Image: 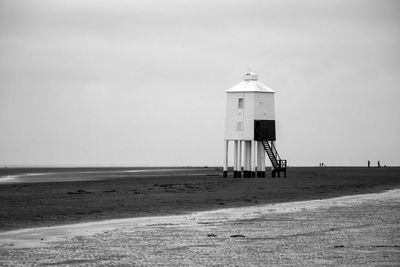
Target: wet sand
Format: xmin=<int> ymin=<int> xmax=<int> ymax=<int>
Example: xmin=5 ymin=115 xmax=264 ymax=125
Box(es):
xmin=1 ymin=189 xmax=399 ymax=265
xmin=0 ymin=167 xmax=399 ymax=231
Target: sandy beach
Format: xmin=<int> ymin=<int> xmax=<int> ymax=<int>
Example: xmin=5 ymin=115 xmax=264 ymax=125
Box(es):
xmin=1 ymin=167 xmax=399 ymax=265
xmin=1 ymin=189 xmax=399 ymax=265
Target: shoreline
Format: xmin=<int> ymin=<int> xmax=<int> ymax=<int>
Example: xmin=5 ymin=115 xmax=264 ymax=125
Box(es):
xmin=1 ymin=188 xmax=399 ymax=249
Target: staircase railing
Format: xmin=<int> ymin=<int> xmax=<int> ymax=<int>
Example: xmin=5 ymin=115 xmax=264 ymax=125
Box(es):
xmin=269 ymin=141 xmax=281 ymax=161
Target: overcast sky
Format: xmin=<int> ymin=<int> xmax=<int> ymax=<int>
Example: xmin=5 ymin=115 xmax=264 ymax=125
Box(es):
xmin=0 ymin=0 xmax=399 ymax=167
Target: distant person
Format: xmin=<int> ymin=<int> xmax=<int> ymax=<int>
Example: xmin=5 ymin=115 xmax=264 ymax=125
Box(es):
xmin=378 ymin=160 xmax=381 ymax=168
xmin=368 ymin=160 xmax=370 ymax=168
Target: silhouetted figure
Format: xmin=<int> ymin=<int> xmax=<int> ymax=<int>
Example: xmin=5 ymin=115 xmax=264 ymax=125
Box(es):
xmin=368 ymin=160 xmax=370 ymax=168
xmin=378 ymin=160 xmax=381 ymax=168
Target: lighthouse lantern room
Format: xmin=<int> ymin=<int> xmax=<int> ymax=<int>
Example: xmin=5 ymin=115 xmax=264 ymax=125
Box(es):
xmin=223 ymin=71 xmax=287 ymax=178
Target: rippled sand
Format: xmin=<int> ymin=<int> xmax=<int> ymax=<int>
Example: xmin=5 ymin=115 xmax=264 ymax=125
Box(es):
xmin=1 ymin=190 xmax=399 ymax=265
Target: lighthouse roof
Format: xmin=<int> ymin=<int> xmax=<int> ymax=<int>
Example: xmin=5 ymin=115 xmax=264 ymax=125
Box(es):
xmin=226 ymin=72 xmax=275 ymax=93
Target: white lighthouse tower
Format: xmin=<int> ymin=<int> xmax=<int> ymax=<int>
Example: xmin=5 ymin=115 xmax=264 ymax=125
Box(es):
xmin=223 ymin=71 xmax=287 ymax=178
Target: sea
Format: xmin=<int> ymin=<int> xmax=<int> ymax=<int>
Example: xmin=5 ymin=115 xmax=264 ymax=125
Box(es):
xmin=0 ymin=167 xmax=217 ymax=184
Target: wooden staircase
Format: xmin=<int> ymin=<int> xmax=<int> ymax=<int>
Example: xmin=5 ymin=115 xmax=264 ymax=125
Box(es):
xmin=260 ymin=140 xmax=287 ymax=177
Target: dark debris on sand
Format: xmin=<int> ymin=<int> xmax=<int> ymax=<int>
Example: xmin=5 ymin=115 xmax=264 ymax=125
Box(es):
xmin=67 ymin=189 xmax=92 ymax=195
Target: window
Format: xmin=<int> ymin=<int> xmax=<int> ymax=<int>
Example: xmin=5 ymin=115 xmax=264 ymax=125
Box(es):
xmin=238 ymin=98 xmax=244 ymax=109
xmin=236 ymin=121 xmax=242 ymax=131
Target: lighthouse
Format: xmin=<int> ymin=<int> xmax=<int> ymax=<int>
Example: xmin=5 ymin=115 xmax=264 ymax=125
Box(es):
xmin=223 ymin=71 xmax=287 ymax=178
